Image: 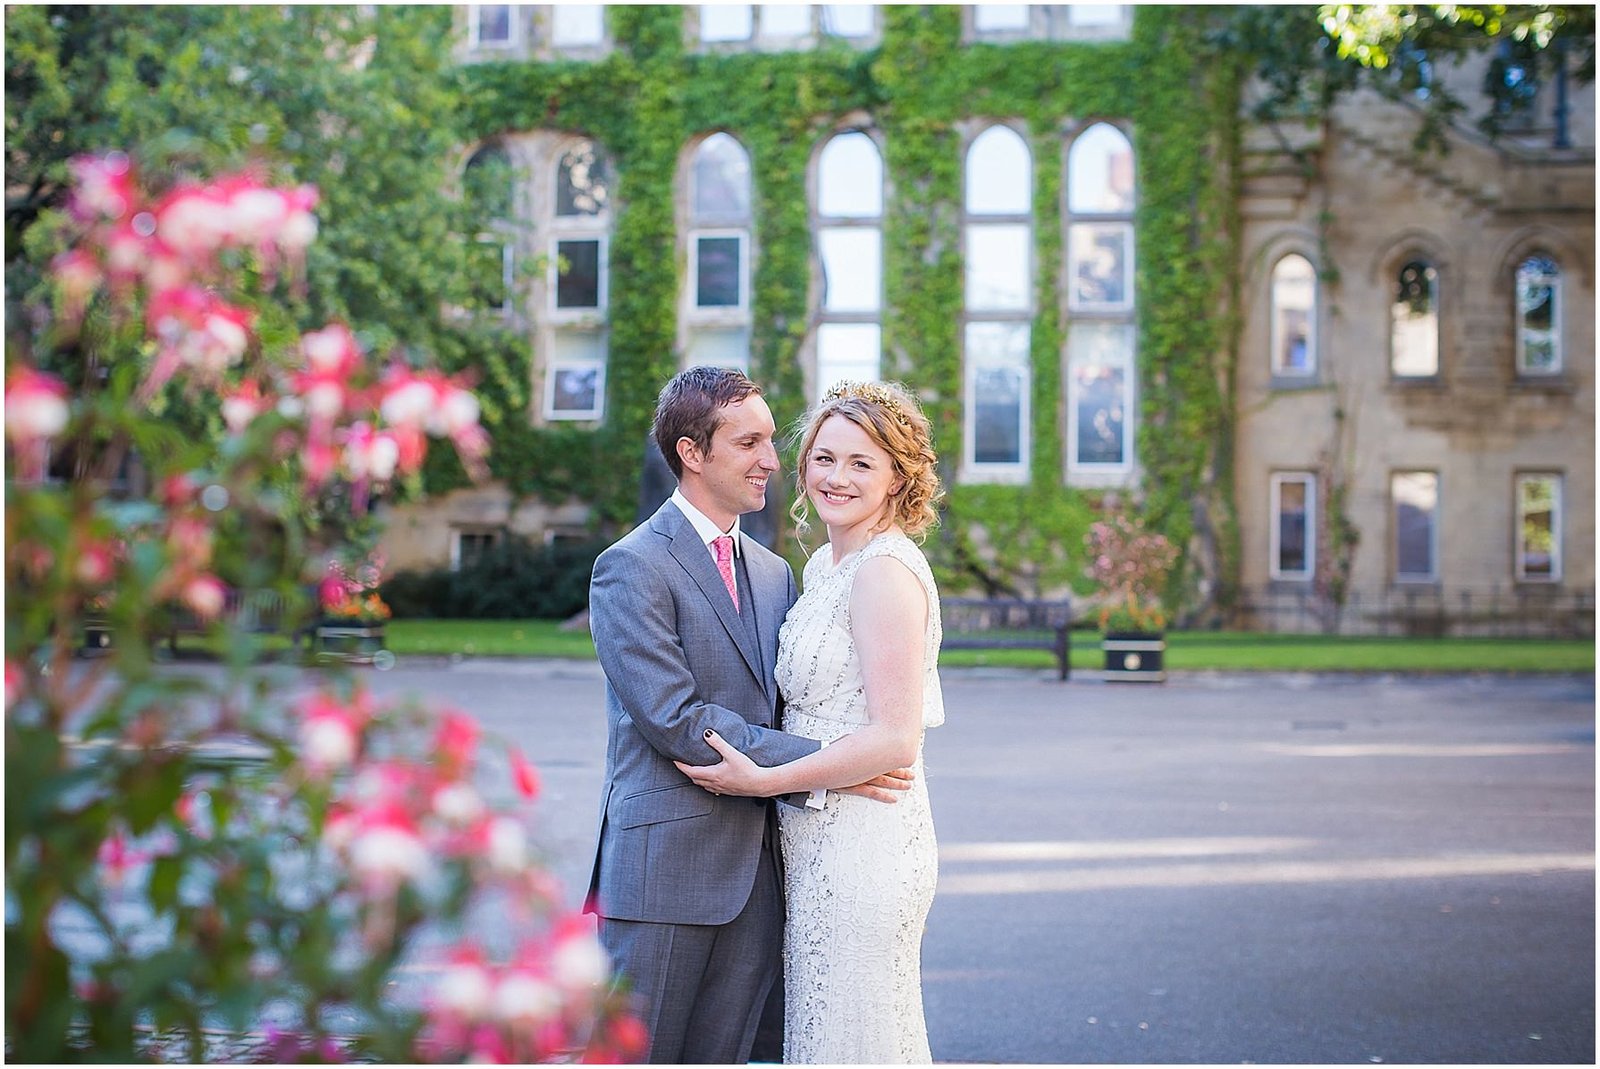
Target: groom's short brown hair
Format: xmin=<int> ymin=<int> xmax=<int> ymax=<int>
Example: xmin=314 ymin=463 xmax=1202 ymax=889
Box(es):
xmin=652 ymin=366 xmax=764 ymax=480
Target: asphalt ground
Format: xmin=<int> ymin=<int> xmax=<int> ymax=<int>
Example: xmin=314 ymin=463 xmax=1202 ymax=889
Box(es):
xmin=354 ymin=661 xmax=1595 ymax=1065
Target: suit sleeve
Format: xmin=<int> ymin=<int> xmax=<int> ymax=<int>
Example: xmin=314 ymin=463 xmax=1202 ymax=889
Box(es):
xmin=590 ymin=542 xmax=820 ymax=768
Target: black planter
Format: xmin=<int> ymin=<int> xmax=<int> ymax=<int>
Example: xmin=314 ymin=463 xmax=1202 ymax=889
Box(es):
xmin=1101 ymin=631 xmax=1166 ymax=682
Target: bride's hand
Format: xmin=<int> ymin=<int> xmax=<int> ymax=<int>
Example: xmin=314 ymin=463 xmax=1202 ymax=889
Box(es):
xmin=673 ymin=729 xmax=772 ymax=797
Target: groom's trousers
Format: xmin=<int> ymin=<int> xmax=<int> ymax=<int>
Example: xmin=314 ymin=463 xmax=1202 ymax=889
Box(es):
xmin=599 ymin=825 xmax=784 ymax=1064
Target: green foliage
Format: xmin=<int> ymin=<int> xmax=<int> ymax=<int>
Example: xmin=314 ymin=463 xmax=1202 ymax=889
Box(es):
xmin=382 ymin=536 xmax=607 ymax=620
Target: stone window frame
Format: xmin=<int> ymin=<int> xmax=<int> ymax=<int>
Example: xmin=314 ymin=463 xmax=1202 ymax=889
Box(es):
xmin=1372 ymin=232 xmax=1451 ymax=386
xmin=1513 ymin=471 xmax=1563 ymax=584
xmin=689 ymin=4 xmax=881 ymax=53
xmin=678 ymin=132 xmax=757 ymax=371
xmin=458 ymin=5 xmax=614 ymax=62
xmin=963 ymin=4 xmax=1132 ymax=44
xmin=1390 ymin=469 xmax=1442 ymax=585
xmin=539 ymin=134 xmax=614 ymax=424
xmin=450 ymin=526 xmax=501 ymax=571
xmin=453 ymin=139 xmax=526 ymax=324
xmin=1512 ymin=252 xmax=1564 ymax=377
xmin=1062 ymin=118 xmax=1138 ymax=488
xmin=1269 ymin=471 xmax=1317 ymax=582
xmin=807 ymin=121 xmax=888 ymax=404
xmin=1268 ymin=250 xmax=1320 ymax=384
xmin=959 ymin=120 xmax=1035 ymax=485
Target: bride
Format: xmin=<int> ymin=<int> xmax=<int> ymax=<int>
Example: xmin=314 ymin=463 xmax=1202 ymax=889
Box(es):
xmin=676 ymin=379 xmax=944 ymax=1063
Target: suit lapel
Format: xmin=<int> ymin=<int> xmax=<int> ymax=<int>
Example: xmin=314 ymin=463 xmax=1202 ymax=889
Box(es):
xmin=742 ymin=540 xmax=786 ymax=703
xmin=662 ymin=511 xmax=764 ymax=689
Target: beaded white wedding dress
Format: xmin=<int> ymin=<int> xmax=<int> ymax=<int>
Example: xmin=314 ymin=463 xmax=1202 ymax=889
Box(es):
xmin=775 ymin=531 xmax=945 ymax=1064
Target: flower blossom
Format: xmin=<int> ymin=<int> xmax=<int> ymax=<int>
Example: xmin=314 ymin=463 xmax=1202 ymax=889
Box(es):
xmin=68 ymin=152 xmax=136 ymax=224
xmin=181 ymin=574 xmax=228 ymax=621
xmin=5 ymin=366 xmax=71 ymax=483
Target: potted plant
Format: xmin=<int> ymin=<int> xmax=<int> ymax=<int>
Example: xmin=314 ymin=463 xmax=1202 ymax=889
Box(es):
xmin=1084 ymin=514 xmax=1178 ymax=682
xmin=315 ymin=555 xmax=393 ymax=665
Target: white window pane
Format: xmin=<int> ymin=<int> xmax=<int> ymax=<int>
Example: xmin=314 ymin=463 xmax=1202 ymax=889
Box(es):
xmin=763 ymin=4 xmax=813 ymax=36
xmin=1068 ymin=123 xmax=1136 ymax=214
xmin=818 ymin=131 xmax=883 ymax=218
xmin=1068 ymin=222 xmax=1132 ymax=311
xmin=1391 ymin=260 xmax=1438 ymax=377
xmin=966 ymin=125 xmax=1031 ymax=215
xmin=687 ymin=326 xmax=752 ymax=371
xmin=967 ymin=322 xmax=1030 ymax=468
xmin=701 ymin=4 xmax=753 ymax=41
xmin=965 ymin=225 xmax=1031 ymax=311
xmin=819 ymin=228 xmax=882 ymax=312
xmin=975 ymin=4 xmax=1030 ymax=31
xmin=1393 ymin=471 xmax=1438 ymax=579
xmin=1516 ymin=475 xmax=1560 ymax=580
xmin=1271 ymin=254 xmax=1316 ymax=375
xmin=1273 ymin=475 xmax=1314 ymax=579
xmin=1516 ymin=255 xmax=1560 ymax=374
xmin=552 ymin=4 xmax=604 ymax=45
xmin=816 ymin=323 xmax=880 ymax=399
xmin=475 ymin=4 xmax=512 ymax=43
xmin=548 ymin=331 xmax=606 ymax=418
xmin=1068 ymin=4 xmax=1124 ymax=27
xmin=693 ymin=132 xmax=752 ymax=221
xmin=821 ymin=4 xmax=873 ymax=36
xmin=1067 ymin=322 xmax=1134 ymax=469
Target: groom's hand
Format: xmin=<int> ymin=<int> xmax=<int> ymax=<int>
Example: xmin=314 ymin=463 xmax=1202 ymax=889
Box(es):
xmin=835 ymin=766 xmax=915 ymax=805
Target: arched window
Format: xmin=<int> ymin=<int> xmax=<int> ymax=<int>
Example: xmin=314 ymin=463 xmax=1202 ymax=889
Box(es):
xmin=683 ymin=132 xmax=754 ymax=370
xmin=962 ymin=124 xmax=1032 ymax=479
xmin=813 ymin=130 xmax=883 ymax=399
xmin=1270 ymin=253 xmax=1317 ymax=377
xmin=463 ymin=142 xmax=516 ymax=316
xmin=1064 ymin=122 xmax=1136 ymax=481
xmin=1515 ymin=253 xmax=1561 ymax=375
xmin=1390 ymin=259 xmax=1439 ymax=378
xmin=546 ymin=138 xmax=613 ymax=420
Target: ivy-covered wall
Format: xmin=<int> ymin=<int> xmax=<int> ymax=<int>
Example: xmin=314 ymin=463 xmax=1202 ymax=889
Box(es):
xmin=438 ymin=5 xmax=1243 ymax=611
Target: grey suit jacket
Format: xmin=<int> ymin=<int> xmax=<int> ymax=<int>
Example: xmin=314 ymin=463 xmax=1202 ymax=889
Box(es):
xmin=585 ymin=499 xmax=820 ymax=926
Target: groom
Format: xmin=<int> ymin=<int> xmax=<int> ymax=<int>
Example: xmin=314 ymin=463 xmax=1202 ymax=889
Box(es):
xmin=585 ymin=366 xmax=908 ymax=1063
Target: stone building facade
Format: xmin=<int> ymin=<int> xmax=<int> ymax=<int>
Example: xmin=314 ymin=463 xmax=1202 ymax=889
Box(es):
xmin=380 ymin=5 xmax=1594 ymax=636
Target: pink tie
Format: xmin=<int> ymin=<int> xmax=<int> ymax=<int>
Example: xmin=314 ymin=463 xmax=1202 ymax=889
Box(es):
xmin=713 ymin=535 xmax=739 ymax=612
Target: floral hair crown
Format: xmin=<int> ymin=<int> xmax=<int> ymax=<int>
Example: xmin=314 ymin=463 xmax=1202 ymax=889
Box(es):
xmin=823 ymin=380 xmax=912 ymax=428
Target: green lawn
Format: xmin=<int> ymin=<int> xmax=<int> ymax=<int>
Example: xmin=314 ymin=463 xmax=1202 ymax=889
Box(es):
xmin=376 ymin=619 xmax=1594 ymax=674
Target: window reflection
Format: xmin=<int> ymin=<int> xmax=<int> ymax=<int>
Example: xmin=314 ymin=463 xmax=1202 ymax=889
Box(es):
xmin=1068 ymin=123 xmax=1135 ymax=214
xmin=693 ymin=133 xmax=751 ymax=221
xmin=816 ymin=323 xmax=881 ymax=394
xmin=1515 ymin=254 xmax=1560 ymax=374
xmin=695 ymin=235 xmax=743 ymax=308
xmin=1392 ymin=471 xmax=1438 ymax=579
xmin=822 ymin=4 xmax=874 ymax=37
xmin=555 ymin=239 xmax=602 ymax=309
xmin=763 ymin=4 xmax=812 ymax=37
xmin=1273 ymin=475 xmax=1313 ymax=578
xmin=1390 ymin=260 xmax=1438 ymax=377
xmin=557 ymin=141 xmax=609 ymax=217
xmin=975 ymin=5 xmax=1030 ymax=31
xmin=1271 ymin=254 xmax=1315 ymax=375
xmin=1067 ymin=322 xmax=1132 ymax=468
xmin=1516 ymin=474 xmax=1560 ymax=580
xmin=1068 ymin=223 xmax=1132 ymax=311
xmin=700 ymin=4 xmax=753 ymax=42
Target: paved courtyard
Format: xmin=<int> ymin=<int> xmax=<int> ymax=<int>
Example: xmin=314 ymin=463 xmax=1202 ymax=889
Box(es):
xmin=359 ymin=661 xmax=1595 ymax=1065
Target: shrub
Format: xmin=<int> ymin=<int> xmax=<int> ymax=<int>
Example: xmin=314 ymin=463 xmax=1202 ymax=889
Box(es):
xmin=383 ymin=537 xmax=607 ymax=620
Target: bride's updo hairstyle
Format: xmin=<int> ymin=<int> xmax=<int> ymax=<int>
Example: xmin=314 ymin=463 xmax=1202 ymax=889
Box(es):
xmin=790 ymin=380 xmax=943 ymax=542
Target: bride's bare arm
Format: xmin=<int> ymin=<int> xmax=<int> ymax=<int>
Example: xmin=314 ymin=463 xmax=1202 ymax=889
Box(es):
xmin=676 ymin=553 xmax=927 ymax=797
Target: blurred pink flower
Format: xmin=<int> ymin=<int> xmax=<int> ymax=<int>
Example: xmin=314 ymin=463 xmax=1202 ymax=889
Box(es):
xmin=68 ymin=152 xmax=135 ymax=224
xmin=181 ymin=574 xmax=228 ymax=621
xmin=509 ymin=747 xmax=541 ymax=801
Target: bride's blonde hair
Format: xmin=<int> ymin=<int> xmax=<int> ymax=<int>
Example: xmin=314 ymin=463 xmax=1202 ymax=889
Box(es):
xmin=789 ymin=380 xmax=942 ymax=544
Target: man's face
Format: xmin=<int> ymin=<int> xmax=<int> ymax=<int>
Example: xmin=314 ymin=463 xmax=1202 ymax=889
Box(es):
xmin=680 ymin=395 xmax=780 ymax=529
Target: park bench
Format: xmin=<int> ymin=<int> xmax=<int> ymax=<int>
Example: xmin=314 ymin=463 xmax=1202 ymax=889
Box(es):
xmin=939 ymin=596 xmax=1075 ymax=680
xmin=164 ymin=588 xmax=294 ymax=655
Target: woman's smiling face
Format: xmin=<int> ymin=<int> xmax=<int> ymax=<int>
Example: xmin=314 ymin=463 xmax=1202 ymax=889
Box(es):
xmin=802 ymin=414 xmax=903 ymax=538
